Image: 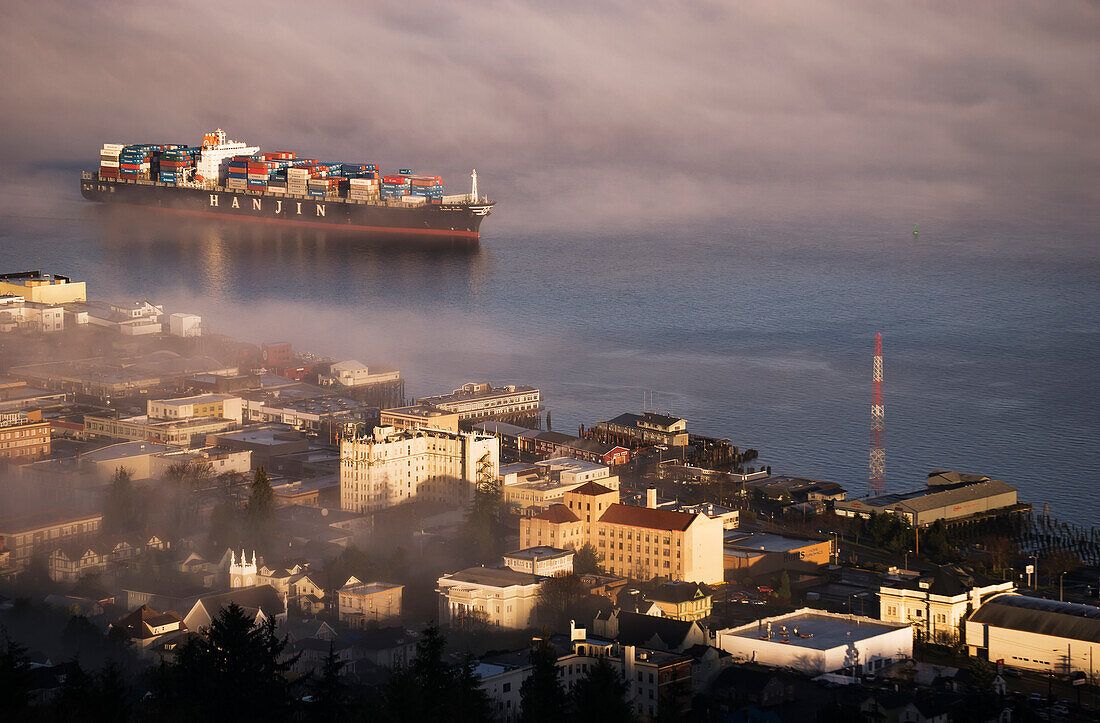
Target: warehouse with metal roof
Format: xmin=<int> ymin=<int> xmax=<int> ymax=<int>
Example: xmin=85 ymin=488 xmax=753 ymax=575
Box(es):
xmin=834 ymin=471 xmax=1019 ymax=526
xmin=965 ymin=593 xmax=1100 ymax=677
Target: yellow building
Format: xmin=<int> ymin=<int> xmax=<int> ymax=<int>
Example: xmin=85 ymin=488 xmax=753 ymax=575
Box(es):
xmin=148 ymin=394 xmax=243 ymax=424
xmin=337 ymin=576 xmax=404 ymax=628
xmin=648 ymin=581 xmax=714 ymax=622
xmin=0 ymin=271 xmax=86 ymax=305
xmin=519 ymin=482 xmax=724 ymax=584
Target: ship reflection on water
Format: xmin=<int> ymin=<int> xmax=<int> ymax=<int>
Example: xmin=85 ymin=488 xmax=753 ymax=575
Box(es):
xmin=89 ymin=204 xmax=490 ymax=304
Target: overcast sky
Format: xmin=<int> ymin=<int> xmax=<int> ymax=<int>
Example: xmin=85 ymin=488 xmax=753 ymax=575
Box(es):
xmin=1 ymin=1 xmax=1097 ymax=226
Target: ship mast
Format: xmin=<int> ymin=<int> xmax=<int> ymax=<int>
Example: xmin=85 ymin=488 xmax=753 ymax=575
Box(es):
xmin=470 ymin=169 xmax=479 ymax=203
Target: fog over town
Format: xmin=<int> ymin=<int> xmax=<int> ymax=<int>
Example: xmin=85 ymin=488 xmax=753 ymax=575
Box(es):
xmin=1 ymin=2 xmax=1099 ymax=722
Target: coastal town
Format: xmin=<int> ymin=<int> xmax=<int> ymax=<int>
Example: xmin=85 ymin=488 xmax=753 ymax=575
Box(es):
xmin=1 ymin=269 xmax=1098 ymax=721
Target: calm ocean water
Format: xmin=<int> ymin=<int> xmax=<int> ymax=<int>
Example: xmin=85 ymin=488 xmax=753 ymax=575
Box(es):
xmin=3 ymin=177 xmax=1097 ymax=527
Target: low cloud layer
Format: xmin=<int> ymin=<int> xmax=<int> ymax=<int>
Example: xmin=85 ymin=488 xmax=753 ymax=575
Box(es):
xmin=1 ymin=1 xmax=1097 ymax=226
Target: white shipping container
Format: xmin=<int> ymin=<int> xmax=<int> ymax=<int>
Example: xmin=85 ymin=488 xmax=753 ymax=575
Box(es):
xmin=401 ymin=196 xmax=426 ymax=204
xmin=102 ymin=144 xmax=125 ymax=151
xmin=100 ymin=160 xmax=120 ymax=168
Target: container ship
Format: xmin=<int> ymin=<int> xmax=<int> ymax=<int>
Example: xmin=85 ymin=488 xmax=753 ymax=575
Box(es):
xmin=80 ymin=129 xmax=494 ymax=243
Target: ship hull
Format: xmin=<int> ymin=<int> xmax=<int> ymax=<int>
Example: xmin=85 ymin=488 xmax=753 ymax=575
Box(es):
xmin=80 ymin=177 xmax=490 ymax=245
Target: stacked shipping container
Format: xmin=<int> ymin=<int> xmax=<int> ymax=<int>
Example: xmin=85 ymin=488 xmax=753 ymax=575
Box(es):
xmin=99 ymin=144 xmax=123 ymax=179
xmin=95 ymin=134 xmax=443 ymax=202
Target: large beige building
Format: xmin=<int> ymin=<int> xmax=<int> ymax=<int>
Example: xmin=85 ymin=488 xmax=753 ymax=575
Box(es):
xmin=340 ymin=425 xmax=499 ymax=513
xmin=84 ymin=414 xmax=237 ymax=448
xmin=436 ymin=566 xmax=545 ymax=629
xmin=878 ymin=568 xmax=1014 ymax=645
xmin=519 ymin=483 xmax=724 ymax=584
xmin=417 ymin=382 xmax=540 ymax=422
xmin=965 ymin=594 xmax=1100 ymax=678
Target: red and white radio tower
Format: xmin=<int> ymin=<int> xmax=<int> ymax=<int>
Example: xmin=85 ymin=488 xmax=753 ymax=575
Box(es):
xmin=869 ymin=333 xmax=886 ymax=496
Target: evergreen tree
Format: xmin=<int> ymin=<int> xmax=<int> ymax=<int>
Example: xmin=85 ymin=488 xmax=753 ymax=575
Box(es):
xmin=92 ymin=661 xmax=132 ymax=723
xmin=571 ymin=657 xmax=633 ymax=722
xmin=55 ymin=658 xmax=94 ymax=719
xmin=379 ymin=623 xmax=491 ymax=723
xmin=246 ymin=467 xmax=276 ymax=546
xmin=103 ymin=467 xmax=140 ymax=534
xmin=0 ymin=631 xmax=32 ymax=715
xmin=573 ymin=543 xmax=604 ymax=575
xmin=464 ymin=475 xmax=504 ymax=563
xmin=305 ymin=643 xmax=348 ymax=720
xmin=453 ymin=653 xmax=493 ymax=723
xmin=155 ymin=602 xmax=297 ymax=720
xmin=520 ymin=633 xmax=568 ymax=722
xmin=777 ymin=570 xmax=792 ymax=602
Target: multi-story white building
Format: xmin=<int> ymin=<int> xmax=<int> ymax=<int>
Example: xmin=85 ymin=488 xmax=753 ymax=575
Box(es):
xmin=340 ymin=425 xmax=499 ymax=513
xmin=417 ymin=382 xmax=540 ymax=422
xmin=502 ymin=546 xmax=575 ymax=577
xmin=878 ymin=568 xmax=1014 ymax=645
xmin=437 ymin=566 xmax=545 ymax=629
xmin=519 ymin=483 xmax=725 ymax=584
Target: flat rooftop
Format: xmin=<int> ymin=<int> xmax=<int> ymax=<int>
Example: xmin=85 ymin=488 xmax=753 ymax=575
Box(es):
xmin=442 ymin=566 xmax=543 ymax=588
xmin=216 ymin=426 xmax=304 ymax=446
xmin=153 ymin=393 xmax=237 ymax=407
xmin=81 ymin=440 xmax=170 ymax=463
xmin=535 ymin=456 xmax=607 ymax=474
xmin=724 ymin=530 xmax=822 ymax=553
xmin=722 ymin=610 xmax=908 ymax=650
xmin=503 ymin=546 xmax=574 ymax=561
xmin=0 ymin=509 xmax=103 ymax=533
xmin=382 ymin=404 xmax=453 ymax=419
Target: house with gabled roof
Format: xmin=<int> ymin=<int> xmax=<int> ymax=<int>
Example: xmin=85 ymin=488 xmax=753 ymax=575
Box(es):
xmin=593 ymin=609 xmax=709 ymax=652
xmin=648 ymin=581 xmax=713 ymax=622
xmin=181 ymin=584 xmax=287 ymax=631
xmin=110 ymin=604 xmax=188 ymax=657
